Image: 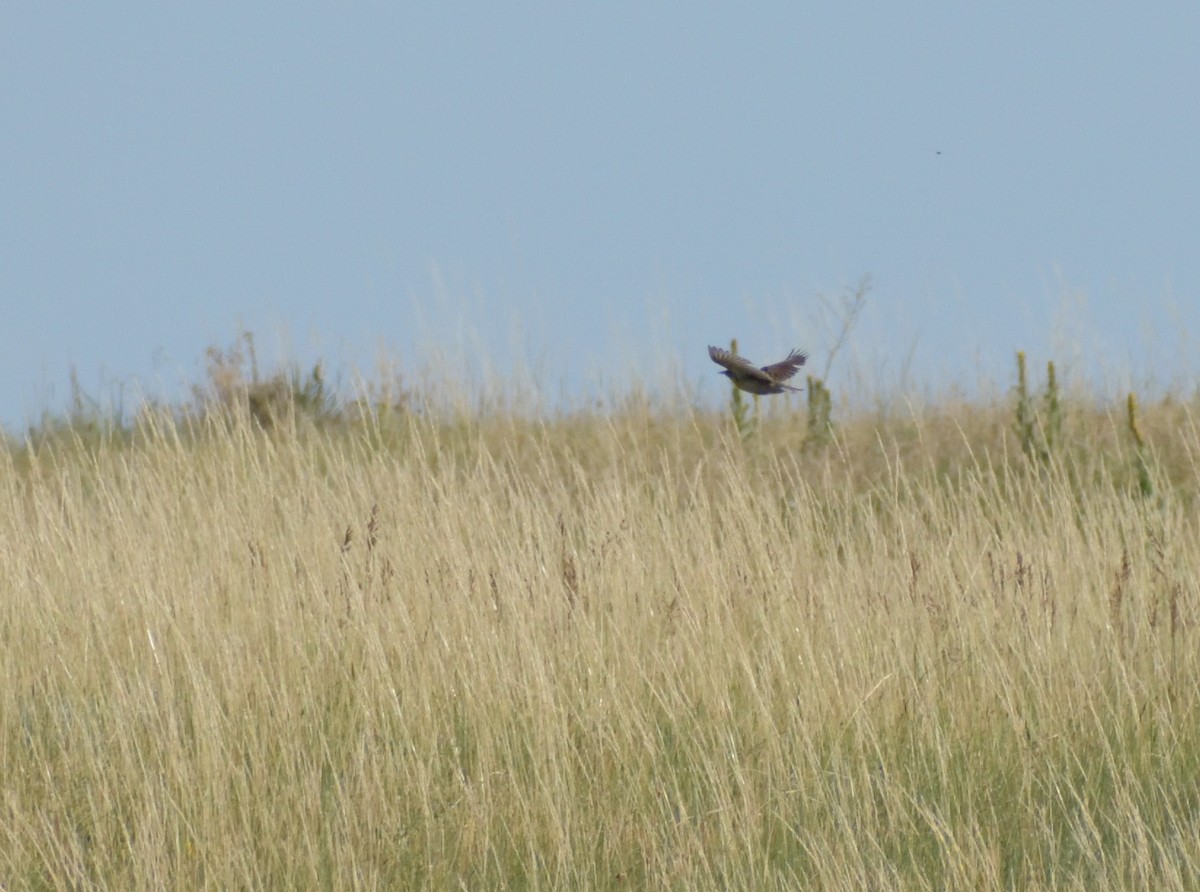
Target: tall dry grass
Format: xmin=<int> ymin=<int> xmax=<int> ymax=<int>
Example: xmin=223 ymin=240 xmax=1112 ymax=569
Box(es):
xmin=3 ymin=384 xmax=1200 ymax=889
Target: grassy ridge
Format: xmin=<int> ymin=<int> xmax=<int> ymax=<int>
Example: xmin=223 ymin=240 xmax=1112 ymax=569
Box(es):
xmin=3 ymin=375 xmax=1200 ymax=889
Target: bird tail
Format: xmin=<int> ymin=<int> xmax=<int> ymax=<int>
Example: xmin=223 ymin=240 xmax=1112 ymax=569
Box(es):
xmin=780 ymin=382 xmax=803 ymax=393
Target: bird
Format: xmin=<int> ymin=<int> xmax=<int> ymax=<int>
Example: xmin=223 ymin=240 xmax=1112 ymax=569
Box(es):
xmin=708 ymin=345 xmax=808 ymax=395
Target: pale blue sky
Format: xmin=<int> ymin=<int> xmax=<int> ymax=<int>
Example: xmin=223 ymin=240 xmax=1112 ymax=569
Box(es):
xmin=3 ymin=5 xmax=1198 ymax=430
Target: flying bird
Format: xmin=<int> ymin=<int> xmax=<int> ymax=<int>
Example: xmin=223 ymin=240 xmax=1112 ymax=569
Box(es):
xmin=708 ymin=345 xmax=808 ymax=395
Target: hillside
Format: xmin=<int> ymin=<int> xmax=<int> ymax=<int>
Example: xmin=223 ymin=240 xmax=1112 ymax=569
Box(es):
xmin=3 ymin=354 xmax=1199 ymax=889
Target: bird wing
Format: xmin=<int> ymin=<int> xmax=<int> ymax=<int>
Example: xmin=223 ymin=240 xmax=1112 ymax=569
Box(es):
xmin=760 ymin=349 xmax=808 ymax=382
xmin=708 ymin=345 xmax=774 ymax=384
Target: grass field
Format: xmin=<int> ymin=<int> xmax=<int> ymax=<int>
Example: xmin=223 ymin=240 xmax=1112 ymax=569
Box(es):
xmin=3 ymin=355 xmax=1200 ymax=889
